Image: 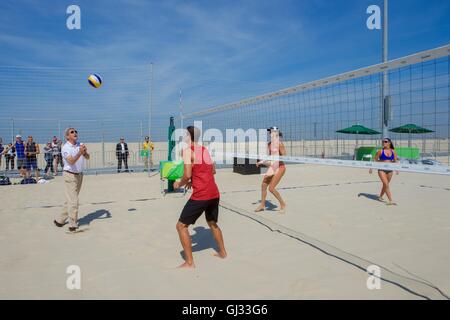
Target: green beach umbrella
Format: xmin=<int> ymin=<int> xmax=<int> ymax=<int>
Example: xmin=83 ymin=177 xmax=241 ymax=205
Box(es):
xmin=389 ymin=124 xmax=434 ymax=147
xmin=336 ymin=124 xmax=381 ymax=148
xmin=336 ymin=124 xmax=381 ymax=135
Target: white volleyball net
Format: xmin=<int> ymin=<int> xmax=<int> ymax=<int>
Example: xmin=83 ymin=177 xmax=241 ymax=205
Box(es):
xmin=180 ymin=45 xmax=450 ymax=174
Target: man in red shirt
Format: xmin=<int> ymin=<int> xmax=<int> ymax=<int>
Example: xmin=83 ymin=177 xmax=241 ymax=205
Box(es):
xmin=174 ymin=126 xmax=227 ymax=268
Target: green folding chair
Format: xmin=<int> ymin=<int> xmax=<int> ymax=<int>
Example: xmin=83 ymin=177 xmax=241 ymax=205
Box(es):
xmin=159 ymin=160 xmax=185 ymax=195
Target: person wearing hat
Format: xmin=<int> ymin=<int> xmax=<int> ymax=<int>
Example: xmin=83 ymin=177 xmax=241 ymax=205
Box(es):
xmin=142 ymin=136 xmax=154 ymax=172
xmin=254 ymin=127 xmax=287 ymax=213
xmin=14 ymin=135 xmax=27 ymax=178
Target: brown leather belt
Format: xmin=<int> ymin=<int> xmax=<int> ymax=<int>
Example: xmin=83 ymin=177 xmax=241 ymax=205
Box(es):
xmin=64 ymin=171 xmax=82 ymax=175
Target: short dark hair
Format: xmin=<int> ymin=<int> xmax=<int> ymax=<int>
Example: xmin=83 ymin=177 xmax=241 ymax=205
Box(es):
xmin=187 ymin=126 xmax=201 ymax=142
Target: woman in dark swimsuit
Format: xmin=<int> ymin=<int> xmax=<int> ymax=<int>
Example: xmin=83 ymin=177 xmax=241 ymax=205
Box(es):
xmin=370 ymin=138 xmax=398 ymax=205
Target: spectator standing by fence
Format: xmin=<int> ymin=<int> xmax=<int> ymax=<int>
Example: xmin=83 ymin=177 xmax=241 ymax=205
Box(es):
xmin=0 ymin=138 xmax=3 ymax=169
xmin=4 ymin=143 xmax=15 ymax=171
xmin=15 ymin=135 xmax=27 ymax=178
xmin=25 ymin=135 xmax=40 ymax=179
xmin=51 ymin=136 xmax=60 ymax=175
xmin=116 ymin=137 xmax=129 ymax=173
xmin=142 ymin=136 xmax=154 ymax=172
xmin=57 ymin=139 xmax=64 ymax=170
xmin=43 ymin=142 xmax=54 ymax=177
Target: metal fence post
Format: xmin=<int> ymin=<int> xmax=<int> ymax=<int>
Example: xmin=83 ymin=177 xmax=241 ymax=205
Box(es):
xmin=336 ymin=137 xmax=339 ymax=158
xmin=139 ymin=120 xmax=143 ymax=165
xmin=101 ymin=121 xmax=105 ymax=168
xmin=11 ymin=118 xmax=14 ymax=143
xmin=314 ymin=122 xmax=317 ymax=157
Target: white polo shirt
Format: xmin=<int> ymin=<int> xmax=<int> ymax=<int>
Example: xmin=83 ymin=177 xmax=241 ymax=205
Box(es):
xmin=62 ymin=141 xmax=84 ymax=173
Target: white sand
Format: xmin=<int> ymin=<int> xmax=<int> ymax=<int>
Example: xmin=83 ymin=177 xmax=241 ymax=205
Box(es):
xmin=0 ymin=165 xmax=449 ymax=299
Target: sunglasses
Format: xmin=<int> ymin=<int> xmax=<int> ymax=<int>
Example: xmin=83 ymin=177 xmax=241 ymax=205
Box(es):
xmin=383 ymin=140 xmax=389 ymax=143
xmin=70 ymin=130 xmax=78 ymax=134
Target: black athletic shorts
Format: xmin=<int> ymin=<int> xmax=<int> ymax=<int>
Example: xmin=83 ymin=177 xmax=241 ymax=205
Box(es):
xmin=26 ymin=157 xmax=38 ymax=170
xmin=17 ymin=159 xmax=26 ymax=170
xmin=179 ymin=198 xmax=220 ymax=226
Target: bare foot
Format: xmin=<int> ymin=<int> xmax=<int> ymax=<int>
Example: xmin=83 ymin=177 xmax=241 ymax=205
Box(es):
xmin=378 ymin=197 xmax=385 ymax=202
xmin=386 ymin=201 xmax=397 ymax=206
xmin=177 ymin=261 xmax=195 ymax=268
xmin=213 ymin=251 xmax=227 ymax=259
xmin=279 ymin=204 xmax=286 ymax=214
xmin=254 ymin=206 xmax=265 ymax=212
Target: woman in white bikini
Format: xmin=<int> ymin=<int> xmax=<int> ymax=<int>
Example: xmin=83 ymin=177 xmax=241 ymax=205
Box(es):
xmin=255 ymin=127 xmax=287 ymax=213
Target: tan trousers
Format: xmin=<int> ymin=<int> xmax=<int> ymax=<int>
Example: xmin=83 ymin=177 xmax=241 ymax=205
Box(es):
xmin=143 ymin=155 xmax=153 ymax=170
xmin=57 ymin=171 xmax=83 ymax=228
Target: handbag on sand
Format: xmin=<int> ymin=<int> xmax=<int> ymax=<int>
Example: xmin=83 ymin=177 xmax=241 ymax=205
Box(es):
xmin=20 ymin=177 xmax=37 ymax=184
xmin=0 ymin=176 xmax=11 ymax=186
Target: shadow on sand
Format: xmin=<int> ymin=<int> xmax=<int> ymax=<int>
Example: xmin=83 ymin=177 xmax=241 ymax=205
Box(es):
xmin=179 ymin=226 xmax=219 ymax=260
xmin=252 ymin=200 xmax=278 ymax=211
xmin=357 ymin=193 xmax=384 ymax=202
xmin=78 ymin=209 xmax=112 ymax=226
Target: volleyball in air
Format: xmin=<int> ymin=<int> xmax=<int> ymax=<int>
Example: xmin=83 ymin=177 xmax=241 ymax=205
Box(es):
xmin=88 ymin=74 xmax=102 ymax=88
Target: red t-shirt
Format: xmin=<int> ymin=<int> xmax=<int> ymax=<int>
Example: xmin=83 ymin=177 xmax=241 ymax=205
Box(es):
xmin=189 ymin=145 xmax=220 ymax=200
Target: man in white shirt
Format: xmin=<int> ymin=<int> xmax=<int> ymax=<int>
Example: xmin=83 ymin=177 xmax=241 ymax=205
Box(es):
xmin=54 ymin=127 xmax=90 ymax=232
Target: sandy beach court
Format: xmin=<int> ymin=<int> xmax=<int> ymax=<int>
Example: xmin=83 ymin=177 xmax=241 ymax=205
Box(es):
xmin=0 ymin=165 xmax=449 ymax=299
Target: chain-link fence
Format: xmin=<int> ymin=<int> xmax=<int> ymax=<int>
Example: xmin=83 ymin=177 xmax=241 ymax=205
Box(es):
xmin=0 ymin=118 xmax=169 ymax=173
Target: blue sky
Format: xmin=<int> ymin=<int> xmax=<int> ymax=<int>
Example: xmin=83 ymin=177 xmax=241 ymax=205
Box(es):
xmin=0 ymin=0 xmax=449 ymax=141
